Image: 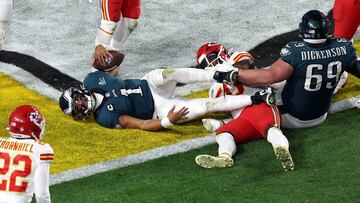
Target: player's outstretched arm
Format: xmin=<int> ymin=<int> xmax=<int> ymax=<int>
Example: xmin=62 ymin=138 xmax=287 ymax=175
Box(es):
xmin=118 ymin=106 xmax=189 ymax=131
xmin=237 ymin=59 xmax=293 ymax=85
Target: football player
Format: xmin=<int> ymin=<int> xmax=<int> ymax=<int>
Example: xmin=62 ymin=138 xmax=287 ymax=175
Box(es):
xmin=93 ymin=0 xmax=141 ymax=66
xmin=0 ymin=0 xmax=12 ymax=50
xmin=333 ymin=0 xmax=360 ymax=40
xmin=194 ymin=43 xmax=293 ymax=171
xmin=59 ymin=64 xmax=276 ymax=131
xmin=0 ymin=105 xmax=54 ymax=203
xmin=332 ymin=0 xmax=360 ymax=94
xmin=226 ymin=10 xmax=360 ymax=128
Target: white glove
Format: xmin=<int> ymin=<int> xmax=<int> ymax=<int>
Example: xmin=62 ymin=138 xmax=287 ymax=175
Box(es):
xmin=354 ymin=99 xmax=360 ymax=109
xmin=202 ymin=118 xmax=224 ymax=132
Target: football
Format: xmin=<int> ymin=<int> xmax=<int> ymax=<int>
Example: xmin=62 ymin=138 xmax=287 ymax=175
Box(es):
xmin=93 ymin=50 xmax=125 ymax=72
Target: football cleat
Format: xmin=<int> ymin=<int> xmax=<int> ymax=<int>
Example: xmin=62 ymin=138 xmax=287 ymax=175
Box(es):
xmin=213 ymin=70 xmax=238 ymax=84
xmin=251 ymin=87 xmax=276 ymax=106
xmin=202 ymin=118 xmax=224 ymax=132
xmin=354 ymin=99 xmax=360 ymax=109
xmin=273 ymin=146 xmax=294 ymax=171
xmin=195 ymin=154 xmax=234 ymax=168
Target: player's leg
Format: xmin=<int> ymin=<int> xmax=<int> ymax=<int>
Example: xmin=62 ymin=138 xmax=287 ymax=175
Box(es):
xmin=143 ymin=68 xmax=236 ymax=98
xmin=196 ymin=118 xmax=260 ymax=168
xmin=333 ymin=71 xmax=348 ymax=94
xmin=110 ymin=0 xmax=140 ymax=49
xmin=195 ymin=133 xmax=236 ymax=168
xmin=266 ymin=127 xmax=294 ymax=171
xmin=242 ymin=103 xmax=294 ymax=171
xmin=95 ymin=0 xmax=123 ymax=47
xmin=333 ymin=0 xmax=360 ymax=40
xmin=0 ymin=0 xmax=13 ymax=50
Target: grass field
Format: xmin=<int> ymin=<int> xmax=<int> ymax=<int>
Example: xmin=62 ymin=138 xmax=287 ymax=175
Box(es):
xmin=50 ymin=108 xmax=360 ymax=202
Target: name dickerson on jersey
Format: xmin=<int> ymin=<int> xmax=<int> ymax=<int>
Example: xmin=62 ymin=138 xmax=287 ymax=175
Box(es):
xmin=301 ymin=46 xmax=347 ymax=60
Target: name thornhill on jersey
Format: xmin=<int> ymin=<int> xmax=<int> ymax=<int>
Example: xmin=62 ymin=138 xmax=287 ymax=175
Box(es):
xmin=301 ymin=46 xmax=347 ymax=60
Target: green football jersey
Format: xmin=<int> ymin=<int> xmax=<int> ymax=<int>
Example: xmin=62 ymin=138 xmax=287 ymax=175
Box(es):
xmin=279 ymin=38 xmax=357 ymax=120
xmin=83 ymin=71 xmax=155 ymax=128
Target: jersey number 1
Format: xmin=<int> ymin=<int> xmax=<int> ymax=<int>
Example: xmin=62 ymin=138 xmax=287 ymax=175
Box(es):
xmin=0 ymin=152 xmax=32 ymax=192
xmin=304 ymin=61 xmax=342 ymax=92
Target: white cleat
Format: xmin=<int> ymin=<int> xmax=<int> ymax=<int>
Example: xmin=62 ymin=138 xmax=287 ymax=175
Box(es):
xmin=273 ymin=146 xmax=294 ymax=171
xmin=354 ymin=99 xmax=360 ymax=109
xmin=202 ymin=118 xmax=223 ymax=132
xmin=195 ymin=154 xmax=234 ymax=168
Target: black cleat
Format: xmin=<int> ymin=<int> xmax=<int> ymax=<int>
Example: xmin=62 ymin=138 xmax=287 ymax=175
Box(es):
xmin=213 ymin=70 xmax=238 ymax=84
xmin=251 ymin=87 xmax=276 ymax=106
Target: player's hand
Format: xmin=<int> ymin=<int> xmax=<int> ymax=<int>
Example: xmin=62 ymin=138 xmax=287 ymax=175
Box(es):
xmin=92 ymin=44 xmax=113 ymax=67
xmin=167 ymin=106 xmax=189 ymax=124
xmin=202 ymin=118 xmax=224 ymax=132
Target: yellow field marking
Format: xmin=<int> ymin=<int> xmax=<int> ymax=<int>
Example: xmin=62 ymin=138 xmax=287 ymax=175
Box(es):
xmin=0 ymin=72 xmax=214 ymax=174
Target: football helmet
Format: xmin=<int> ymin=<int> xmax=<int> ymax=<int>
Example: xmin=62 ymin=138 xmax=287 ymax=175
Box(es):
xmin=59 ymin=87 xmax=95 ymax=119
xmin=8 ymin=105 xmax=45 ymax=140
xmin=299 ymin=10 xmax=330 ymax=44
xmin=196 ymin=43 xmax=229 ymax=68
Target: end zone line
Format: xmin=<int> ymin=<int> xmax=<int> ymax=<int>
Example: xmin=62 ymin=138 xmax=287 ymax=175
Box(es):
xmin=50 ymin=134 xmax=216 ymax=185
xmin=50 ymin=95 xmax=359 ymax=186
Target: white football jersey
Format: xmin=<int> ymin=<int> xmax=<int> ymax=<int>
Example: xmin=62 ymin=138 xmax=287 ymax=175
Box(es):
xmin=0 ymin=137 xmax=54 ymax=203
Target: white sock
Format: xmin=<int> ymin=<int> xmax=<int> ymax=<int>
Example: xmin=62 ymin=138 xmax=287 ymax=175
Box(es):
xmin=110 ymin=18 xmax=138 ymax=49
xmin=95 ymin=19 xmax=117 ymax=46
xmin=162 ymin=68 xmax=215 ymax=84
xmin=0 ymin=0 xmax=13 ymax=50
xmin=266 ymin=127 xmax=289 ymax=148
xmin=0 ymin=21 xmax=7 ymax=50
xmin=216 ymin=132 xmax=236 ymax=157
xmin=206 ymin=95 xmax=252 ymax=112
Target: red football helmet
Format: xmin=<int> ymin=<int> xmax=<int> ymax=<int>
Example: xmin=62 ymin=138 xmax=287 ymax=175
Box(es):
xmin=196 ymin=43 xmax=229 ymax=68
xmin=8 ymin=105 xmax=45 ymax=140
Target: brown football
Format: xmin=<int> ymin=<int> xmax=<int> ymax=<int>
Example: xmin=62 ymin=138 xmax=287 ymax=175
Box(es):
xmin=93 ymin=50 xmax=125 ymax=72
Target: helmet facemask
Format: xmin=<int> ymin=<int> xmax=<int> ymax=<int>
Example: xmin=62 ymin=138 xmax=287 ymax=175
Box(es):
xmin=196 ymin=43 xmax=230 ymax=69
xmin=72 ymin=91 xmax=95 ymax=119
xmin=59 ymin=87 xmax=95 ymax=120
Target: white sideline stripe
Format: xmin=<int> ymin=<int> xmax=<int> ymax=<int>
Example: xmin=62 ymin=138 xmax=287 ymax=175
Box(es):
xmin=50 ymin=135 xmax=216 ymax=185
xmin=50 ymin=95 xmax=360 ymax=186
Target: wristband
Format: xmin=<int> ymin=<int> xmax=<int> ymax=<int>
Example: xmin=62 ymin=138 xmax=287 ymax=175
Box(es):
xmin=161 ymin=117 xmax=174 ymax=128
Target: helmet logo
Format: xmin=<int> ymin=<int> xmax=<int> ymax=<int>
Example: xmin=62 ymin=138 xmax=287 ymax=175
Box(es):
xmin=280 ymin=48 xmax=291 ymax=56
xmin=29 ymin=110 xmax=42 ymax=126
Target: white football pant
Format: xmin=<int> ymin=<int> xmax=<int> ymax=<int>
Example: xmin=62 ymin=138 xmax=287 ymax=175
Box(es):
xmin=143 ymin=68 xmax=253 ymax=122
xmin=95 ymin=17 xmax=138 ymax=50
xmin=281 ymin=113 xmax=327 ymax=129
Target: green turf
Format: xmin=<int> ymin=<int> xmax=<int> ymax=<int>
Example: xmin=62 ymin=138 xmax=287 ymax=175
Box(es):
xmin=50 ymin=109 xmax=360 ymax=202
